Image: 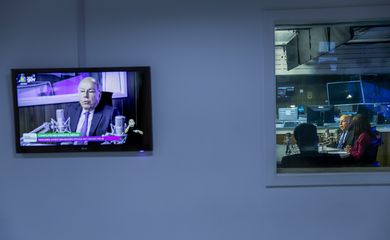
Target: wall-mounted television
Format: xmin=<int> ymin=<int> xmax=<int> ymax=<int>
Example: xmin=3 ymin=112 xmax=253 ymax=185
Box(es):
xmin=12 ymin=67 xmax=153 ymax=153
xmin=327 ymin=80 xmax=365 ymax=105
xmin=277 ymin=86 xmax=295 ymax=99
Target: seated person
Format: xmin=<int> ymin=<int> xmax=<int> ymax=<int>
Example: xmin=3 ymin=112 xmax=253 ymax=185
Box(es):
xmin=344 ymin=114 xmax=378 ymax=165
xmin=335 ymin=114 xmax=355 ymax=149
xmin=281 ymin=123 xmax=347 ymax=168
xmin=65 ymin=77 xmax=119 ymax=137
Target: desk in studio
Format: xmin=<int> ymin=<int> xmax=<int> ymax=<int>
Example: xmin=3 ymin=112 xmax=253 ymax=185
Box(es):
xmin=276 ymin=144 xmax=349 ymax=164
xmin=276 ymin=124 xmax=390 ymax=167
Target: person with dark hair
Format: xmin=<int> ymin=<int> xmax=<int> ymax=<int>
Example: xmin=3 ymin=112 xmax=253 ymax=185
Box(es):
xmin=281 ymin=123 xmax=345 ymax=168
xmin=344 ymin=114 xmax=378 ymax=164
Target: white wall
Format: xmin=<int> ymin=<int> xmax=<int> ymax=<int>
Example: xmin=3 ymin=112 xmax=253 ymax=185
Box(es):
xmin=1 ymin=0 xmax=390 ymax=240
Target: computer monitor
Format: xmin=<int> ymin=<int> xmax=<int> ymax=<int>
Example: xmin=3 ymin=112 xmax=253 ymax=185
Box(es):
xmin=297 ymin=105 xmax=305 ymax=115
xmin=306 ymin=105 xmax=335 ymax=126
xmin=278 ymin=107 xmax=298 ymax=121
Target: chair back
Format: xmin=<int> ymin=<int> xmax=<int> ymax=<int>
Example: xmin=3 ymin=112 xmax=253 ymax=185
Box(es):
xmin=97 ymin=91 xmax=113 ymax=108
xmin=371 ymin=129 xmax=383 ymax=167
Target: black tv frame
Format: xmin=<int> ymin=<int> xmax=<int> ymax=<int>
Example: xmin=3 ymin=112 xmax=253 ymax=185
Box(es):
xmin=12 ymin=66 xmax=153 ymax=153
xmin=327 ymin=80 xmax=365 ymax=106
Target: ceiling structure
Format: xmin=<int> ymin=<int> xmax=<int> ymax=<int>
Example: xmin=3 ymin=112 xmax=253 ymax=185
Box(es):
xmin=275 ymin=22 xmax=390 ymax=75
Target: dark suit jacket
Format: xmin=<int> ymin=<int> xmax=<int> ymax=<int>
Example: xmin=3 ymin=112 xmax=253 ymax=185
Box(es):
xmin=327 ymin=129 xmax=355 ymax=149
xmin=280 ymin=151 xmax=348 ymax=168
xmin=337 ymin=129 xmax=355 ymax=149
xmin=66 ymin=103 xmax=119 ymax=136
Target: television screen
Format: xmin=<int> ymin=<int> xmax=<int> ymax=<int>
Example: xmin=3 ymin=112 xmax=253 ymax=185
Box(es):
xmin=12 ymin=67 xmax=153 ymax=153
xmin=277 ymin=86 xmax=295 ymax=99
xmin=306 ymin=105 xmax=335 ymax=126
xmin=327 ymin=80 xmax=364 ymax=105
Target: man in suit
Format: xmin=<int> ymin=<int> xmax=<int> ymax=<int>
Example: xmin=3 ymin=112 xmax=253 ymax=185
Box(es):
xmin=281 ymin=123 xmax=347 ymax=168
xmin=66 ymin=77 xmax=119 ymax=137
xmin=336 ymin=114 xmax=354 ymax=149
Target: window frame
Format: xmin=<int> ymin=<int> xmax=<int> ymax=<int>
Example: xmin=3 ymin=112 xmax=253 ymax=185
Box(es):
xmin=262 ymin=5 xmax=390 ymax=187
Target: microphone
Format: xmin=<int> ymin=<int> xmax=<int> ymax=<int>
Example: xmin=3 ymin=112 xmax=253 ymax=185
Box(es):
xmin=114 ymin=115 xmax=126 ymax=136
xmin=56 ymin=109 xmax=66 ymax=132
xmin=50 ymin=109 xmax=71 ymax=133
xmin=21 ymin=122 xmax=52 ymax=146
xmin=30 ymin=122 xmax=51 ymax=133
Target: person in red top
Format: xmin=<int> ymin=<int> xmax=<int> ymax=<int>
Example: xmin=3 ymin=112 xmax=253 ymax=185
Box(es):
xmin=345 ymin=114 xmax=378 ymax=164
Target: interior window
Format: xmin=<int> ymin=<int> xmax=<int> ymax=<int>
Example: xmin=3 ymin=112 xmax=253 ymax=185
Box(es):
xmin=275 ymin=21 xmax=390 ymax=173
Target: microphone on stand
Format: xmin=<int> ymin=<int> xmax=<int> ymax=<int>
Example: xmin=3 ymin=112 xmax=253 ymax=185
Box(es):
xmin=20 ymin=122 xmax=52 ymax=145
xmin=104 ymin=116 xmax=143 ymax=145
xmin=21 ymin=109 xmax=71 ymax=146
xmin=114 ymin=115 xmax=126 ymax=136
xmin=56 ymin=109 xmax=66 ymax=132
xmin=30 ymin=122 xmax=51 ymax=134
xmin=104 ymin=115 xmax=128 ymax=145
xmin=50 ymin=109 xmax=71 ymax=133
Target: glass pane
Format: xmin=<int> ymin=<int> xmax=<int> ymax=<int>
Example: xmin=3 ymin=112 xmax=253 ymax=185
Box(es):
xmin=275 ymin=21 xmax=390 ymax=173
